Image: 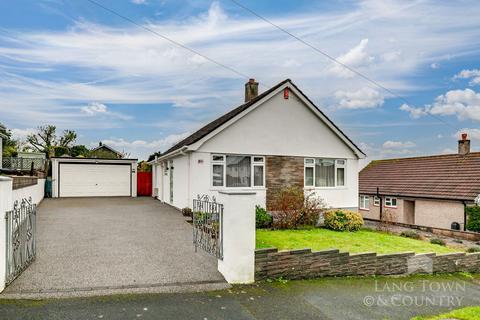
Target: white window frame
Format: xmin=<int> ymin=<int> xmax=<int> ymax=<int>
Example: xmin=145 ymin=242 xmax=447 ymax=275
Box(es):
xmin=304 ymin=158 xmax=347 ymax=188
xmin=385 ymin=197 xmax=397 ymax=208
xmin=211 ymin=154 xmax=265 ymax=189
xmin=359 ymin=195 xmax=370 ymax=210
xmin=373 ymin=196 xmax=380 ymax=206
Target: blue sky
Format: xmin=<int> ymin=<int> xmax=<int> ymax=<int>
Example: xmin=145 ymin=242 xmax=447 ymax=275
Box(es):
xmin=1 ymin=0 xmax=480 ymax=160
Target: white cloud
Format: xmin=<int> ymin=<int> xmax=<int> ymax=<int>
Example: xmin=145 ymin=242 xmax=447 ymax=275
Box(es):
xmin=97 ymin=132 xmax=190 ymax=160
xmin=400 ymin=88 xmax=480 ymax=122
xmin=454 ymin=69 xmax=480 ymax=86
xmin=399 ymin=103 xmax=427 ymax=119
xmin=81 ymin=102 xmax=108 ymax=115
xmin=334 ymin=87 xmax=384 ymax=109
xmin=441 ymin=148 xmax=456 ymax=154
xmin=10 ymin=128 xmax=36 ymax=140
xmin=1 ymin=1 xmax=480 ymax=128
xmin=131 ymin=0 xmax=147 ymax=4
xmin=80 ymin=102 xmax=132 ymax=120
xmin=430 ymin=62 xmax=440 ymax=69
xmin=380 ymin=148 xmax=416 ymax=156
xmin=329 ymin=39 xmax=375 ymax=78
xmin=437 ymin=134 xmax=443 ymax=139
xmin=382 ymin=140 xmax=416 ymax=149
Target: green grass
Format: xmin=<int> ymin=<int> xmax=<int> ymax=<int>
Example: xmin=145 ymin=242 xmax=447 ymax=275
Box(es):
xmin=256 ymin=228 xmax=461 ymax=254
xmin=412 ymin=306 xmax=480 ymax=320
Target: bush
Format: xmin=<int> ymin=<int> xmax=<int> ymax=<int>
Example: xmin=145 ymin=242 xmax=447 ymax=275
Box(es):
xmin=182 ymin=207 xmax=193 ymax=218
xmin=256 ymin=205 xmax=272 ymax=229
xmin=270 ymin=186 xmax=326 ymax=229
xmin=324 ymin=209 xmax=364 ymax=231
xmin=400 ymin=230 xmax=421 ymax=240
xmin=430 ymin=238 xmax=446 ymax=246
xmin=466 ymin=206 xmax=480 ymax=232
xmin=467 ymin=246 xmax=480 ymax=253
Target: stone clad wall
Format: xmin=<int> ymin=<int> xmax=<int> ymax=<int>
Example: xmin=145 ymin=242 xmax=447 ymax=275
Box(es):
xmin=265 ymin=156 xmax=303 ymax=210
xmin=255 ymin=248 xmax=480 ymax=281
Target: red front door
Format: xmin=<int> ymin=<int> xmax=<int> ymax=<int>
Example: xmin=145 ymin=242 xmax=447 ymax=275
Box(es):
xmin=137 ymin=171 xmax=152 ymax=196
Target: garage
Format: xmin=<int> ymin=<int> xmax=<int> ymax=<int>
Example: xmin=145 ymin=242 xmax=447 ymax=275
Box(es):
xmin=51 ymin=157 xmax=138 ymax=198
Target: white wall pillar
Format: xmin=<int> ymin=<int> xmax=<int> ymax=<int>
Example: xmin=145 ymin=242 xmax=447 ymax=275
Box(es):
xmin=217 ymin=190 xmax=256 ymax=284
xmin=0 ymin=176 xmax=13 ymax=292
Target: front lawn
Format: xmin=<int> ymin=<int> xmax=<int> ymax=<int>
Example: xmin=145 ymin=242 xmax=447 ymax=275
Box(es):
xmin=256 ymin=228 xmax=461 ymax=254
xmin=412 ymin=306 xmax=480 ymax=320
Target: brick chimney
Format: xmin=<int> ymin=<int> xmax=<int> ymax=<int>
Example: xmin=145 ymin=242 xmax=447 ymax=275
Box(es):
xmin=244 ymin=78 xmax=258 ymax=102
xmin=458 ymin=133 xmax=470 ymax=155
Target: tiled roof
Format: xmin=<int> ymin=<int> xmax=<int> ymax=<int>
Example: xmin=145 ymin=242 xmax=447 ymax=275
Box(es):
xmin=359 ymin=152 xmax=480 ymax=201
xmin=162 ymin=79 xmax=365 ymax=158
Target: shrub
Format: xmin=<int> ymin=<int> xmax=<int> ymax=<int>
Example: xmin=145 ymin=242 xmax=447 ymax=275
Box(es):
xmin=430 ymin=238 xmax=446 ymax=246
xmin=466 ymin=206 xmax=480 ymax=232
xmin=467 ymin=246 xmax=480 ymax=253
xmin=270 ymin=186 xmax=326 ymax=229
xmin=256 ymin=205 xmax=272 ymax=229
xmin=182 ymin=207 xmax=193 ymax=218
xmin=324 ymin=209 xmax=364 ymax=231
xmin=400 ymin=230 xmax=421 ymax=240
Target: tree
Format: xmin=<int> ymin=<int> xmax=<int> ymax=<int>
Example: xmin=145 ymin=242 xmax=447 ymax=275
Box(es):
xmin=147 ymin=151 xmax=162 ymax=162
xmin=26 ymin=125 xmax=77 ymax=158
xmin=70 ymin=145 xmax=90 ymax=157
xmin=0 ymin=123 xmax=18 ymax=157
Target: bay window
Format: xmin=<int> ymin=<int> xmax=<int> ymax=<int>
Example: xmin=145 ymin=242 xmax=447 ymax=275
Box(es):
xmin=212 ymin=154 xmax=265 ymax=188
xmin=304 ymin=158 xmax=346 ymax=188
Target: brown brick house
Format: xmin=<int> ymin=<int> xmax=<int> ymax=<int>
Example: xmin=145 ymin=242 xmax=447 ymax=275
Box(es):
xmin=359 ymin=135 xmax=480 ymax=230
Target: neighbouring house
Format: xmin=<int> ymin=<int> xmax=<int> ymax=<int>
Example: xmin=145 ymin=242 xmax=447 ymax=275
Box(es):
xmin=90 ymin=142 xmax=124 ymax=159
xmin=359 ymin=134 xmax=480 ymax=230
xmin=150 ymin=79 xmax=365 ymax=211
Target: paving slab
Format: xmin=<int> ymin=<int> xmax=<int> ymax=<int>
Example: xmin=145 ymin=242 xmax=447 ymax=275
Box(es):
xmin=1 ymin=197 xmax=228 ymax=298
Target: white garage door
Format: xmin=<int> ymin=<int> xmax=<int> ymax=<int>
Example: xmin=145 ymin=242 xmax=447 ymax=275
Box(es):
xmin=59 ymin=163 xmax=131 ymax=197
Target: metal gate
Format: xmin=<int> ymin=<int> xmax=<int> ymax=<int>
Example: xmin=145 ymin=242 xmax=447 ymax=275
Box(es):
xmin=192 ymin=195 xmax=223 ymax=260
xmin=5 ymin=197 xmax=37 ymax=286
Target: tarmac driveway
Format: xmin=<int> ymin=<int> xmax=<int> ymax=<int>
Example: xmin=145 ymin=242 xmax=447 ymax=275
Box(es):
xmin=2 ymin=197 xmax=227 ymax=298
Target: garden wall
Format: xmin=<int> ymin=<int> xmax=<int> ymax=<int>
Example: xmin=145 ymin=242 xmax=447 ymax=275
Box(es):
xmin=364 ymin=218 xmax=480 ymax=242
xmin=255 ymin=248 xmax=480 ymax=280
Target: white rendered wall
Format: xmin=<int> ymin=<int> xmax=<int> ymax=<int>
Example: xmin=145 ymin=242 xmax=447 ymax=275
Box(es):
xmin=12 ymin=179 xmax=45 ymax=205
xmin=171 ymin=154 xmax=189 ymax=209
xmin=0 ymin=176 xmax=13 ymax=292
xmin=305 ymin=159 xmax=359 ymax=209
xmin=188 ymin=151 xmax=266 ymax=209
xmin=198 ymin=91 xmax=357 ymax=159
xmin=217 ymin=191 xmax=256 ymax=283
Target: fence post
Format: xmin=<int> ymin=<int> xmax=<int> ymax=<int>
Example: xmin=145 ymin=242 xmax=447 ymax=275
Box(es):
xmin=0 ymin=176 xmax=13 ymax=292
xmin=217 ymin=190 xmax=257 ymax=284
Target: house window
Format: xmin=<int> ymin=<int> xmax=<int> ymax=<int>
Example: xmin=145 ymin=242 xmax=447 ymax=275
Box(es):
xmin=373 ymin=196 xmax=380 ymax=206
xmin=211 ymin=154 xmax=265 ymax=188
xmin=360 ymin=195 xmax=370 ymax=210
xmin=385 ymin=197 xmax=397 ymax=207
xmin=304 ymin=158 xmax=346 ymax=187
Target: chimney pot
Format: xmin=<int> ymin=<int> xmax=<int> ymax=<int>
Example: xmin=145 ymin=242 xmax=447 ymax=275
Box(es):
xmin=245 ymin=78 xmax=259 ymax=102
xmin=458 ymin=133 xmax=470 ymax=155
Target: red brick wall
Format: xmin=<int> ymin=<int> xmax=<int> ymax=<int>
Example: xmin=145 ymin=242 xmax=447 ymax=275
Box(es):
xmin=265 ymin=156 xmax=304 ymax=210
